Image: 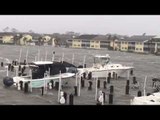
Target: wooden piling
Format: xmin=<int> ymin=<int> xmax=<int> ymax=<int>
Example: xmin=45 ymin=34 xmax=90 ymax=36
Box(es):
xmin=69 ymin=94 xmax=74 ymax=105
xmin=103 ymin=81 xmax=107 ymax=89
xmin=110 ymin=86 xmax=114 ymax=94
xmin=97 ymin=80 xmax=100 ymax=88
xmin=74 ymin=86 xmax=78 ymax=96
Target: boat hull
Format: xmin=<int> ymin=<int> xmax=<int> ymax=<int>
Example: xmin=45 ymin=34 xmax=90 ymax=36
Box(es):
xmin=91 ymin=68 xmax=130 ymax=78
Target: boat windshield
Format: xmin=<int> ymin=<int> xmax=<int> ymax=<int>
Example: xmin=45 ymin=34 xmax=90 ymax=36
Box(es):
xmin=94 ymin=57 xmax=110 ymax=65
xmin=32 ymin=67 xmax=39 ymax=72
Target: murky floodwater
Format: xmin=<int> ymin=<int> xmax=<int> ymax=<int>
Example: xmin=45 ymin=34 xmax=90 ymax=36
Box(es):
xmin=0 ymin=45 xmax=160 ymax=105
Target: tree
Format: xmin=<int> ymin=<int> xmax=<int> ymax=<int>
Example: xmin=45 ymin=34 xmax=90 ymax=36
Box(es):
xmin=3 ymin=27 xmax=9 ymax=32
xmin=13 ymin=34 xmax=22 ymax=45
xmin=23 ymin=37 xmax=28 ymax=45
xmin=113 ymin=35 xmax=117 ymax=50
xmin=38 ymin=36 xmax=43 ymax=46
xmin=11 ymin=28 xmax=18 ymax=33
xmin=28 ymin=30 xmax=34 ymax=33
xmin=54 ymin=37 xmax=61 ymax=46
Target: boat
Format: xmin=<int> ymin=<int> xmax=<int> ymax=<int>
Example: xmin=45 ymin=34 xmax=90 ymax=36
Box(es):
xmin=3 ymin=60 xmax=77 ymax=88
xmin=130 ymin=92 xmax=160 ymax=105
xmin=130 ymin=77 xmax=160 ymax=105
xmin=77 ymin=54 xmax=134 ymax=78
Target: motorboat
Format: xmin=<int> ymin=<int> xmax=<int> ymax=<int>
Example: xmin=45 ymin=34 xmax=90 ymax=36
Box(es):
xmin=3 ymin=60 xmax=77 ymax=88
xmin=130 ymin=77 xmax=160 ymax=105
xmin=130 ymin=92 xmax=160 ymax=105
xmin=78 ymin=54 xmax=134 ymax=78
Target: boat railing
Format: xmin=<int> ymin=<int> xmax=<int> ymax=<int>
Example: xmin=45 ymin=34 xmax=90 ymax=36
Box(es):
xmin=117 ymin=62 xmax=134 ymax=67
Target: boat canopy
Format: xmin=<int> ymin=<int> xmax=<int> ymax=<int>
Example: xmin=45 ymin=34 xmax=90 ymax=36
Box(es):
xmin=94 ymin=54 xmax=110 ymax=59
xmin=93 ymin=54 xmax=110 ymax=65
xmin=32 ymin=61 xmax=53 ymax=65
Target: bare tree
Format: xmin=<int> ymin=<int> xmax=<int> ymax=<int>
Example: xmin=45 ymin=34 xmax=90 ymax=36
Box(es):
xmin=11 ymin=28 xmax=18 ymax=33
xmin=29 ymin=30 xmax=34 ymax=33
xmin=3 ymin=27 xmax=9 ymax=32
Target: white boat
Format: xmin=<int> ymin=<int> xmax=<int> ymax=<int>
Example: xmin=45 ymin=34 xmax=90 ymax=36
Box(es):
xmin=130 ymin=92 xmax=160 ymax=105
xmin=130 ymin=77 xmax=160 ymax=105
xmin=3 ymin=60 xmax=76 ymax=88
xmin=78 ymin=54 xmax=134 ymax=78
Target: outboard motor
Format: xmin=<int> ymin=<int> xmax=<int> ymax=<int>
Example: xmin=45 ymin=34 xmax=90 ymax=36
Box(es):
xmin=3 ymin=77 xmax=14 ymax=87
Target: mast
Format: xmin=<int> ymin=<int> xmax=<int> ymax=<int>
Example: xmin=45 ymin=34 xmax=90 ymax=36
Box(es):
xmin=45 ymin=50 xmax=47 ymax=61
xmin=144 ymin=76 xmax=147 ymax=96
xmin=26 ymin=48 xmax=28 ymax=64
xmin=62 ymin=52 xmax=64 ymax=63
xmin=38 ymin=48 xmax=40 ymax=61
xmin=18 ymin=48 xmax=22 ymax=65
xmin=72 ymin=53 xmax=74 ymax=64
xmin=83 ymin=55 xmax=86 ymax=68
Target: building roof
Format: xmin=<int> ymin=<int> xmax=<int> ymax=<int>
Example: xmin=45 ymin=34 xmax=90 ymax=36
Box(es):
xmin=0 ymin=32 xmax=16 ymax=36
xmin=91 ymin=35 xmax=109 ymax=41
xmin=75 ymin=35 xmax=98 ymax=39
xmin=121 ymin=35 xmax=155 ymax=42
xmin=150 ymin=35 xmax=160 ymax=42
xmin=153 ymin=35 xmax=160 ymax=39
xmin=74 ymin=35 xmax=120 ymax=41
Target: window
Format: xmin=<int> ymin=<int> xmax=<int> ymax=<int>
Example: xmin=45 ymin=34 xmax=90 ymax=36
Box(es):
xmin=82 ymin=43 xmax=85 ymax=47
xmin=95 ymin=41 xmax=99 ymax=43
xmin=121 ymin=42 xmax=124 ymax=44
xmin=91 ymin=45 xmax=94 ymax=47
xmin=136 ymin=48 xmax=138 ymax=50
xmin=67 ymin=39 xmax=72 ymax=42
xmin=131 ymin=42 xmax=135 ymax=45
xmin=125 ymin=47 xmax=127 ymax=49
xmin=139 ymin=42 xmax=142 ymax=45
xmin=122 ymin=47 xmax=124 ymax=49
xmin=91 ymin=41 xmax=94 ymax=43
xmin=101 ymin=41 xmax=109 ymax=43
xmin=82 ymin=40 xmax=90 ymax=43
xmin=139 ymin=48 xmax=142 ymax=51
xmin=125 ymin=42 xmax=128 ymax=44
xmin=100 ymin=44 xmax=108 ymax=48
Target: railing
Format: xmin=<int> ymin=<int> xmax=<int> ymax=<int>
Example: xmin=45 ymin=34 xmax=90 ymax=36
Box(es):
xmin=116 ymin=62 xmax=134 ymax=67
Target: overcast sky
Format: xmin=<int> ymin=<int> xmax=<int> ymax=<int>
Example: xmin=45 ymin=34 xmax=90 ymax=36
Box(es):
xmin=0 ymin=15 xmax=160 ymax=36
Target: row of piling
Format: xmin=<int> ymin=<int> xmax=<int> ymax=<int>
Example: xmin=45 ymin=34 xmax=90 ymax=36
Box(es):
xmin=1 ymin=60 xmax=136 ymax=105
xmin=9 ymin=74 xmax=135 ymax=105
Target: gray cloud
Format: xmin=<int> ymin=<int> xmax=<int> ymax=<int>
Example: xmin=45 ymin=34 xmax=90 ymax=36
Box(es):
xmin=0 ymin=15 xmax=160 ymax=35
